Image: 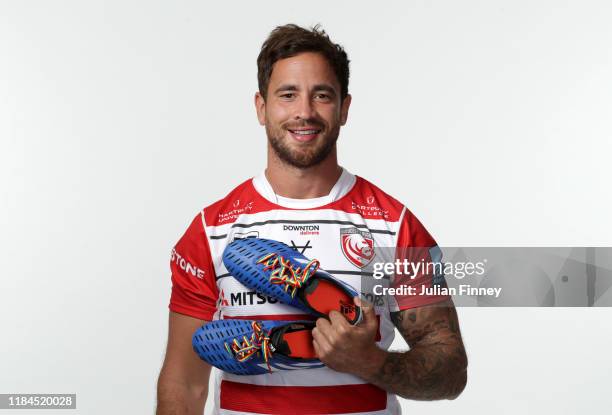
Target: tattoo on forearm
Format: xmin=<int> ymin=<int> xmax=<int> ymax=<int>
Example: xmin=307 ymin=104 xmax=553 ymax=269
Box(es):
xmin=371 ymin=301 xmax=467 ymax=400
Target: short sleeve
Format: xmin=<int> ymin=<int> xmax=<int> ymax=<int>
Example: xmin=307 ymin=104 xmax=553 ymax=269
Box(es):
xmin=391 ymin=209 xmax=449 ymax=310
xmin=168 ymin=213 xmax=218 ymax=320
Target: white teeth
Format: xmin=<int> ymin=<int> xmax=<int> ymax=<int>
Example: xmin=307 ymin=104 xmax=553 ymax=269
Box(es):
xmin=291 ymin=130 xmax=319 ymax=135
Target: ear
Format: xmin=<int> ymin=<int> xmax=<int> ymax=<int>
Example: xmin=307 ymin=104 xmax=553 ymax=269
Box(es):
xmin=255 ymin=92 xmax=266 ymax=126
xmin=340 ymin=94 xmax=352 ymax=126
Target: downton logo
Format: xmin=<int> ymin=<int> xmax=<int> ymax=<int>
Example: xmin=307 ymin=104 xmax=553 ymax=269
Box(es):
xmin=283 ymin=224 xmax=320 ymax=235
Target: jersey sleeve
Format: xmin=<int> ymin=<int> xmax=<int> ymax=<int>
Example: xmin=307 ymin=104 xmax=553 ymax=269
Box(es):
xmin=392 ymin=208 xmax=449 ymax=310
xmin=168 ymin=212 xmax=218 ymax=320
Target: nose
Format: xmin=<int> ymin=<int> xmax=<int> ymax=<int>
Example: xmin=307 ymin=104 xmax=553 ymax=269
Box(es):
xmin=294 ymin=95 xmax=316 ymax=121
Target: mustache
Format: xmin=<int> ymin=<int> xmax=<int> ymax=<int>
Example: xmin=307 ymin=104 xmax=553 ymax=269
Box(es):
xmin=283 ymin=119 xmax=324 ymax=130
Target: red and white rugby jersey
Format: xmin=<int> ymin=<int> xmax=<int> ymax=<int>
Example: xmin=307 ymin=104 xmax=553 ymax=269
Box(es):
xmin=169 ymin=168 xmax=448 ymax=415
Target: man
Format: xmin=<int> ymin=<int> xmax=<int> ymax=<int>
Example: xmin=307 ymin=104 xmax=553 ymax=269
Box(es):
xmin=157 ymin=24 xmax=467 ymax=415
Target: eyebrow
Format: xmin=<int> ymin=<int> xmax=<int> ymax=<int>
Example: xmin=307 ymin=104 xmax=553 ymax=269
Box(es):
xmin=273 ymin=84 xmax=337 ymax=95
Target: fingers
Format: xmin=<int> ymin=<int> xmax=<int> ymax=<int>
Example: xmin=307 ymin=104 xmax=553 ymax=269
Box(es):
xmin=312 ymin=337 xmax=322 ymax=357
xmin=313 ymin=314 xmax=347 ymax=351
xmin=354 ymin=296 xmax=372 ymax=309
xmin=329 ymin=310 xmax=351 ymax=328
xmin=314 ymin=316 xmax=334 ymax=337
xmin=312 ymin=318 xmax=333 ymax=357
xmin=354 ymin=296 xmax=377 ymax=329
xmin=313 ymin=300 xmax=377 ymax=357
xmin=312 ymin=317 xmax=334 ymax=349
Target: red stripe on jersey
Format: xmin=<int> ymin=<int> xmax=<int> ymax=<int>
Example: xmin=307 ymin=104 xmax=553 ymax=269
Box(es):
xmin=220 ymin=380 xmax=387 ymax=414
xmin=222 ymin=314 xmax=315 ymax=321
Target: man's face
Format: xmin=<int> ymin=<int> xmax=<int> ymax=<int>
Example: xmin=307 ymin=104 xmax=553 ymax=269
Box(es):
xmin=255 ymin=52 xmax=351 ymax=168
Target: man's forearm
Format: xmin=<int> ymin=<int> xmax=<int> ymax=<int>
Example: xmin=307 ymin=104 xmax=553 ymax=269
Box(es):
xmin=156 ymin=378 xmax=207 ymax=415
xmin=356 ymin=342 xmax=467 ymax=400
xmin=353 ymin=303 xmax=468 ymax=401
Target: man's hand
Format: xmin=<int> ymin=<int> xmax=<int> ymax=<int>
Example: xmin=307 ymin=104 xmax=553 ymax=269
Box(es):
xmin=312 ymin=297 xmax=384 ymax=375
xmin=312 ymin=297 xmax=467 ymax=401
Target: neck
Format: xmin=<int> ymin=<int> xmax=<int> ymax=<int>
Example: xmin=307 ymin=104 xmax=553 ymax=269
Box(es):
xmin=265 ymin=146 xmax=342 ymax=199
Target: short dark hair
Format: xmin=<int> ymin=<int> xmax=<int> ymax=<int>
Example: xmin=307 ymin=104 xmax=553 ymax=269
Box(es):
xmin=257 ymin=24 xmax=350 ymax=101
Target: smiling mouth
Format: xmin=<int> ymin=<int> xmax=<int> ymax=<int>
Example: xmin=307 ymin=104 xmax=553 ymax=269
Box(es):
xmin=287 ymin=128 xmax=322 ymax=142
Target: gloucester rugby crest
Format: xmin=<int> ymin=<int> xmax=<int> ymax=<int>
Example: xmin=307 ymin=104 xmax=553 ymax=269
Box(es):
xmin=340 ymin=227 xmax=375 ymax=268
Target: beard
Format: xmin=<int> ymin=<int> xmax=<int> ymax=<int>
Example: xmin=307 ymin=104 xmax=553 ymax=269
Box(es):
xmin=266 ymin=118 xmax=340 ymax=169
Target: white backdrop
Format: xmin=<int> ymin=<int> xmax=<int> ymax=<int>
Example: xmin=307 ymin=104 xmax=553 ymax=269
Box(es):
xmin=1 ymin=1 xmax=611 ymax=414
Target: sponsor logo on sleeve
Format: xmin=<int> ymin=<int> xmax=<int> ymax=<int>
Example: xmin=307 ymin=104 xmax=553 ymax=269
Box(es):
xmin=171 ymin=248 xmax=206 ymax=279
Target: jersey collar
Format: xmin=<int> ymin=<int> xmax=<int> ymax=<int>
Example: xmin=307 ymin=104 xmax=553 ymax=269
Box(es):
xmin=252 ymin=167 xmax=356 ymax=209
